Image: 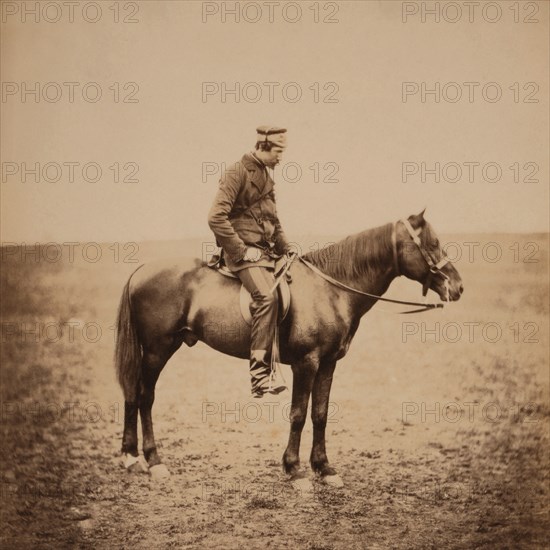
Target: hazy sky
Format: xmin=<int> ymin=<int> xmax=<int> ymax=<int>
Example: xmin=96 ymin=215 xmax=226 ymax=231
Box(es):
xmin=1 ymin=0 xmax=548 ymax=243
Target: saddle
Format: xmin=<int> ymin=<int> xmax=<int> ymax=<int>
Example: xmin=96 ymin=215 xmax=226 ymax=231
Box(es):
xmin=207 ymin=250 xmax=292 ymax=325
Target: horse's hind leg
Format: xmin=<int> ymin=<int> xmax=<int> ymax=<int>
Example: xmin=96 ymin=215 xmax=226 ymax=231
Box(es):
xmin=310 ymin=359 xmax=343 ymax=487
xmin=139 ymin=338 xmax=184 ymax=479
xmin=121 ymin=401 xmax=146 ymax=473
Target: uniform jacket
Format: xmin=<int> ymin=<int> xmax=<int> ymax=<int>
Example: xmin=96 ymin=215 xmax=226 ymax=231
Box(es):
xmin=208 ymin=152 xmax=290 ymax=271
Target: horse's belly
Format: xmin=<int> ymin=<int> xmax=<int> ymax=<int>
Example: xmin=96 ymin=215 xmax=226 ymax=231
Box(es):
xmin=199 ymin=317 xmax=252 ymax=360
xmin=187 ymin=276 xmax=252 ymax=360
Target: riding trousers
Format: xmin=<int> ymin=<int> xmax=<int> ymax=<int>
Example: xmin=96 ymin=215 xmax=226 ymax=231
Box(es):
xmin=237 ymin=266 xmax=278 ymax=356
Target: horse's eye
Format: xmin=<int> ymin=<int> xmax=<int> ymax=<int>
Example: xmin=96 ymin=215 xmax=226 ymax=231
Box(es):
xmin=433 ymin=240 xmax=440 ymax=248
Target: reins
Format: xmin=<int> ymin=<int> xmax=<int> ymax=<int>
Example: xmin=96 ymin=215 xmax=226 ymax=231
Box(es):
xmin=298 ymin=219 xmax=451 ymax=314
xmin=299 ymin=257 xmax=442 ymax=314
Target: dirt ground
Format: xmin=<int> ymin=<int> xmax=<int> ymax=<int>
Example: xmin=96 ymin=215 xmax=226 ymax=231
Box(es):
xmin=1 ymin=234 xmax=548 ymax=549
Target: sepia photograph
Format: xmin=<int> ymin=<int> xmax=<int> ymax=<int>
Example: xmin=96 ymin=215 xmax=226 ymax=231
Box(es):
xmin=1 ymin=1 xmax=548 ymax=548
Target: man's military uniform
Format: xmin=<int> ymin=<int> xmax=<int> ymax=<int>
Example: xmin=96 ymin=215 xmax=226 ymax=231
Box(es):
xmin=208 ymin=126 xmax=290 ymax=397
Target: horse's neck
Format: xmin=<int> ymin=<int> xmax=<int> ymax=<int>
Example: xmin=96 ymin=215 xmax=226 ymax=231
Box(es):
xmin=346 ymin=260 xmax=396 ymax=309
xmin=304 ymin=225 xmax=398 ymax=314
xmin=340 ymin=231 xmax=398 ymax=313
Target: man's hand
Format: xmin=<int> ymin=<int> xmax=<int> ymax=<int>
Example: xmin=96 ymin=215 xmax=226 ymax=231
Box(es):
xmin=243 ymin=247 xmax=262 ymax=262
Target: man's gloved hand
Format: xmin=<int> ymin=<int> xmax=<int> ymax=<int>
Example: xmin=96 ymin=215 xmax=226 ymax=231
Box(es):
xmin=243 ymin=247 xmax=262 ymax=262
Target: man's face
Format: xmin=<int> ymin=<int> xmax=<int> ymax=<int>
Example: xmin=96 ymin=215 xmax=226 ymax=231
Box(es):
xmin=263 ymin=146 xmax=285 ymax=168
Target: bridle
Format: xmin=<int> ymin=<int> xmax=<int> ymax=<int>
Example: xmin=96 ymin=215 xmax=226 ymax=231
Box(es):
xmin=392 ymin=218 xmax=452 ymax=297
xmin=299 ymin=219 xmax=454 ymax=314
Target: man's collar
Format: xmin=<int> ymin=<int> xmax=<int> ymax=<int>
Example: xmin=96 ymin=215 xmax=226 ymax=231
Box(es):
xmin=242 ymin=152 xmax=266 ymax=170
xmin=251 ymin=152 xmax=266 ymax=168
xmin=241 ymin=152 xmax=274 ymax=192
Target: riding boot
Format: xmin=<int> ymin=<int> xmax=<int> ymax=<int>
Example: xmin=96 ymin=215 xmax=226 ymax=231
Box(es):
xmin=250 ymin=350 xmax=287 ymax=398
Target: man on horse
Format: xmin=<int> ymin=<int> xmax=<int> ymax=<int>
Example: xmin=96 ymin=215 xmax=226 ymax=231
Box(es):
xmin=208 ymin=125 xmax=292 ymax=398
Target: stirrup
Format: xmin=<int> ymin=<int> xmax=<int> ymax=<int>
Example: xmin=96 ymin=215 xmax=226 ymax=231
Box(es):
xmin=251 ymin=369 xmax=287 ymax=398
xmin=252 ymin=380 xmax=287 ymax=398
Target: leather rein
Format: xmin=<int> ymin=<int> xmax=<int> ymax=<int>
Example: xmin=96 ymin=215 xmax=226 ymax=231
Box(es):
xmin=299 ymin=219 xmax=452 ymax=314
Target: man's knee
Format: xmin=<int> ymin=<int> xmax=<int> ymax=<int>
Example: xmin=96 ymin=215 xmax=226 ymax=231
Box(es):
xmin=251 ymin=289 xmax=277 ymax=307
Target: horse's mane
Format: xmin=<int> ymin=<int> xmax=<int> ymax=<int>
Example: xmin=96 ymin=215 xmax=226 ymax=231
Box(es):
xmin=303 ymin=223 xmax=394 ymax=281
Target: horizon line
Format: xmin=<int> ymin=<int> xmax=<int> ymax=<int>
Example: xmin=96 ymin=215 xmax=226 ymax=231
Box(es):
xmin=1 ymin=230 xmax=549 ymax=247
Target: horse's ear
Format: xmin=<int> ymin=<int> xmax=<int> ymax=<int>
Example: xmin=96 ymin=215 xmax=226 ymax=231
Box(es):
xmin=408 ymin=209 xmax=426 ymax=229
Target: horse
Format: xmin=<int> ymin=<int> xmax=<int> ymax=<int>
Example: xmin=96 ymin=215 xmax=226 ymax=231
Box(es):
xmin=114 ymin=211 xmax=463 ymax=488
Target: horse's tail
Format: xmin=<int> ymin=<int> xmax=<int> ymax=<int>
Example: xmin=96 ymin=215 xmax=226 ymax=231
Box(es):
xmin=114 ymin=267 xmax=143 ymax=402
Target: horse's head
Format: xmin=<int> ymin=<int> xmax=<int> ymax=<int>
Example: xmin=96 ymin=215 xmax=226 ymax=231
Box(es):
xmin=395 ymin=210 xmax=463 ymax=302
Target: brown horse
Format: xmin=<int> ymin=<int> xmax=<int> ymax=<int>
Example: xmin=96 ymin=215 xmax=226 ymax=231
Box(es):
xmin=115 ymin=211 xmax=463 ymax=487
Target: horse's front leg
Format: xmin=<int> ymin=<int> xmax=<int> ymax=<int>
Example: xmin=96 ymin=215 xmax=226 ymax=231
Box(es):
xmin=282 ymin=356 xmax=318 ymax=484
xmin=310 ymin=359 xmax=343 ymax=487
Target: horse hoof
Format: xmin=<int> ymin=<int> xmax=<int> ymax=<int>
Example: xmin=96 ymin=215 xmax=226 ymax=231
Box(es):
xmin=149 ymin=463 xmax=170 ymax=480
xmin=123 ymin=454 xmax=149 ymax=474
xmin=291 ymin=476 xmax=314 ymax=497
xmin=322 ymin=474 xmax=344 ymax=488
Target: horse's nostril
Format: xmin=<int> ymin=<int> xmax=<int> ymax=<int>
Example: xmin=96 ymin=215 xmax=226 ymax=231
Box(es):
xmin=459 ymin=284 xmax=464 ymax=294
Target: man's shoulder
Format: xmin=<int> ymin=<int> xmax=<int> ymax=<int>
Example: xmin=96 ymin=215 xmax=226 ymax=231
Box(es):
xmin=222 ymin=153 xmax=258 ymax=182
xmin=221 ymin=159 xmax=247 ymax=183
